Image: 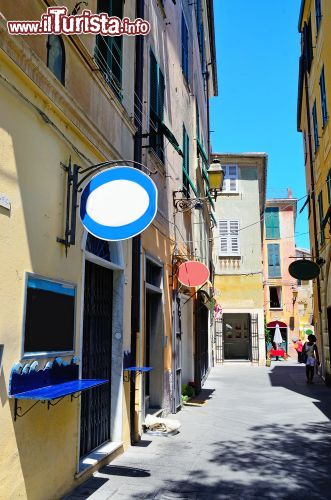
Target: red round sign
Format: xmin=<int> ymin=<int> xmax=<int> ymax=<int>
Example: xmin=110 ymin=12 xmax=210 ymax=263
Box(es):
xmin=177 ymin=261 xmax=209 ymax=287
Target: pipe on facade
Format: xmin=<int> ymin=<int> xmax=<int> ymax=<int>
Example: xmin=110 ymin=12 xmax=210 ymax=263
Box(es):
xmin=130 ymin=0 xmax=144 ymax=445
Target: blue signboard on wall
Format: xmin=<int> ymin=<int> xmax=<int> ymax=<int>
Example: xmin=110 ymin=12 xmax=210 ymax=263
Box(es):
xmin=80 ymin=167 xmax=158 ymax=241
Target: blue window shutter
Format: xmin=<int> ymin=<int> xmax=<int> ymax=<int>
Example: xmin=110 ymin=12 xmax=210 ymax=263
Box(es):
xmin=268 ymin=244 xmax=281 ymax=278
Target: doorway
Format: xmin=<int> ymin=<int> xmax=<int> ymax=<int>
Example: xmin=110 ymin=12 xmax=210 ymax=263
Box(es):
xmin=145 ymin=257 xmax=164 ymax=415
xmin=223 ymin=313 xmax=250 ymax=360
xmin=195 ymin=293 xmax=209 ymax=391
xmin=80 ymin=260 xmax=113 ymax=457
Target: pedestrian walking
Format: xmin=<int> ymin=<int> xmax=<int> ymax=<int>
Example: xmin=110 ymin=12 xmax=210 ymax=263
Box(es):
xmin=295 ymin=339 xmax=303 ymax=363
xmin=303 ymin=334 xmax=320 ymax=384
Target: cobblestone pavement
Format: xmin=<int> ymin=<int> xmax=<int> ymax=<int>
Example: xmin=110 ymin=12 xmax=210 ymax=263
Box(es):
xmin=64 ymin=362 xmax=331 ymax=499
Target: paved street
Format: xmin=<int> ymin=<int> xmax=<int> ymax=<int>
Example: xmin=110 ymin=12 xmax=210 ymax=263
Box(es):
xmin=65 ymin=362 xmax=331 ymax=500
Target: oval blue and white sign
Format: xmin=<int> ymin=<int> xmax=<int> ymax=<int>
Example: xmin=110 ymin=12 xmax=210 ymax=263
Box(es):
xmin=80 ymin=167 xmax=158 ymax=241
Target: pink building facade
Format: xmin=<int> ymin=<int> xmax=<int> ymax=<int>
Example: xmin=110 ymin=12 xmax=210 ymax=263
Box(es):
xmin=263 ymin=191 xmax=299 ymax=359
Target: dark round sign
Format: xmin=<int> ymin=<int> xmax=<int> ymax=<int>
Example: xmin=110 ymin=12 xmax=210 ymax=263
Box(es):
xmin=288 ymin=259 xmax=320 ymax=280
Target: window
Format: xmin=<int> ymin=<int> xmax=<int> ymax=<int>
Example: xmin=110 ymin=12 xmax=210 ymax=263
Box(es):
xmin=221 ymin=165 xmax=239 ymax=193
xmin=318 ymin=191 xmax=325 ymax=245
xmin=146 ymin=258 xmax=163 ymax=289
xmin=182 ymin=125 xmax=190 ymax=197
xmin=327 ymin=170 xmax=331 ymax=204
xmin=303 ymin=17 xmax=313 ymax=73
xmin=312 ymin=100 xmax=319 ymax=152
xmin=320 ymin=67 xmax=328 ymax=128
xmin=265 ymin=207 xmax=280 ymax=239
xmin=181 ymin=13 xmax=189 ymax=82
xmin=218 ymin=220 xmax=240 ymax=257
xmin=95 ymin=0 xmax=123 ymax=99
xmin=150 ymin=51 xmax=165 ymax=162
xmin=47 ymin=35 xmax=65 ymax=84
xmin=23 ymin=275 xmax=75 ymax=354
xmin=267 ymin=244 xmax=281 ymax=278
xmin=269 ymin=287 xmax=282 ymax=309
xmin=315 ymin=0 xmax=322 ymax=33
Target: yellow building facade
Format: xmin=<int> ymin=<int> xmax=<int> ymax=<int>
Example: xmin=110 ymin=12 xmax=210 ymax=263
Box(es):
xmin=211 ymin=153 xmax=267 ymax=365
xmin=0 ymin=1 xmax=218 ymax=498
xmin=297 ymin=0 xmax=331 ymax=383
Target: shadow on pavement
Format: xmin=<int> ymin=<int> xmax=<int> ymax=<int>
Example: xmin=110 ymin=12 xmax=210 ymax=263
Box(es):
xmin=99 ymin=465 xmax=150 ymax=477
xmin=269 ymin=364 xmax=331 ymax=420
xmin=154 ymin=421 xmax=331 ymax=499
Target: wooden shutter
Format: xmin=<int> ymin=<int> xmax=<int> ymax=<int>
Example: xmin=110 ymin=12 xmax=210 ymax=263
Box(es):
xmin=183 ymin=126 xmax=190 ymax=197
xmin=265 ymin=207 xmax=280 ymax=239
xmin=320 ymin=67 xmax=327 ymax=127
xmin=158 ymin=69 xmax=165 ymax=121
xmin=218 ymin=220 xmax=229 ymax=256
xmin=268 ymin=244 xmax=281 ymax=278
xmin=181 ymin=13 xmax=189 ymax=81
xmin=150 ymin=51 xmax=158 ymax=118
xmin=229 ymin=220 xmax=240 ymax=255
xmin=218 ymin=220 xmax=240 ymax=256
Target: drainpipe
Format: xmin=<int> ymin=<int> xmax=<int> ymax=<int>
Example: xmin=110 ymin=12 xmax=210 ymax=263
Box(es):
xmin=130 ymin=0 xmax=144 ymax=445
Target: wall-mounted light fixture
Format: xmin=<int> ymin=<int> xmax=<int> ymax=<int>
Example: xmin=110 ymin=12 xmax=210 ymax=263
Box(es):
xmin=173 ymin=158 xmax=225 ymax=213
xmin=292 ymin=287 xmax=298 ymax=305
xmin=208 ymin=158 xmax=225 ymax=200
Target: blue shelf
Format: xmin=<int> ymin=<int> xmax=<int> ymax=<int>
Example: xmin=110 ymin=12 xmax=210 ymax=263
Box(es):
xmin=8 ymin=357 xmax=109 ymax=420
xmin=9 ymin=379 xmax=108 ymax=401
xmin=124 ymin=367 xmax=153 ymax=372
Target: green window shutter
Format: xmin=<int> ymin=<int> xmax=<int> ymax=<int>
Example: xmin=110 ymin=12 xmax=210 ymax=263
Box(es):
xmin=149 ymin=51 xmax=164 ymax=162
xmin=265 ymin=207 xmax=280 ymax=239
xmin=318 ymin=192 xmax=325 ymax=245
xmin=183 ymin=126 xmax=190 ymax=197
xmin=96 ymin=0 xmax=123 ymax=99
xmin=268 ymin=244 xmax=281 ymax=278
xmin=150 ymin=51 xmax=158 ymax=117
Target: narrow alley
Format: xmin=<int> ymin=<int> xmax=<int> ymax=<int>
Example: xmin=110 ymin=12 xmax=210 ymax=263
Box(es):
xmin=65 ymin=363 xmax=331 ymax=500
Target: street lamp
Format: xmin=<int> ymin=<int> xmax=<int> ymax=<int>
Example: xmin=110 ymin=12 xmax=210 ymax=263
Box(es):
xmin=173 ymin=159 xmax=225 ymax=213
xmin=208 ymin=158 xmax=225 ymax=200
xmin=292 ymin=288 xmax=298 ymax=305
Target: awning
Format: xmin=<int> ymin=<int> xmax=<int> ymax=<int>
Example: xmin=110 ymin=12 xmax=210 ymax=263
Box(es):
xmin=267 ymin=320 xmax=287 ymax=328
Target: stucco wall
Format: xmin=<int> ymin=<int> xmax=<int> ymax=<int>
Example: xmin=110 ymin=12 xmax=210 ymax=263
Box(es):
xmin=0 ymin=40 xmax=133 ymax=500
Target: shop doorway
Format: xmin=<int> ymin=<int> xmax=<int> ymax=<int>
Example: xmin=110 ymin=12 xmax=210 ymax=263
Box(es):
xmin=145 ymin=257 xmax=164 ymax=415
xmin=80 ymin=260 xmax=113 ymax=457
xmin=195 ymin=293 xmax=209 ymax=391
xmin=223 ymin=313 xmax=250 ymax=360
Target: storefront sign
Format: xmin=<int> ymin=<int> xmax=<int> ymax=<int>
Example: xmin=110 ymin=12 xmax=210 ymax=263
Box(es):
xmin=80 ymin=167 xmax=157 ymax=241
xmin=288 ymin=259 xmax=320 ymax=280
xmin=177 ymin=261 xmax=209 ymax=287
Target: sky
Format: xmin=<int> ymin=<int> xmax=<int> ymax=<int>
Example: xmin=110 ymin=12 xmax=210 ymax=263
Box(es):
xmin=210 ymin=0 xmax=310 ymax=249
